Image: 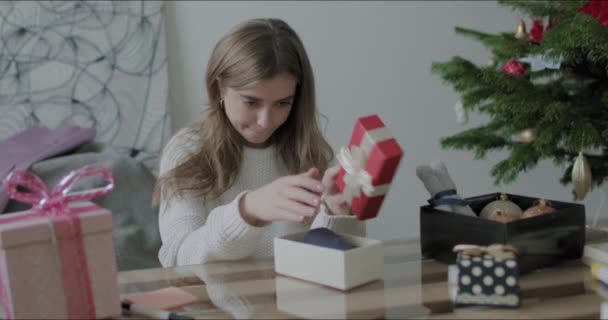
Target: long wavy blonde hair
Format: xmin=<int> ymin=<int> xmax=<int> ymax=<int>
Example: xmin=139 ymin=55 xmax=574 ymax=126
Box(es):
xmin=153 ymin=18 xmax=333 ymax=205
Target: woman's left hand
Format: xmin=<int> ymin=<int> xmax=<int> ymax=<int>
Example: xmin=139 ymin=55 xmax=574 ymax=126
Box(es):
xmin=320 ymin=164 xmax=351 ymax=215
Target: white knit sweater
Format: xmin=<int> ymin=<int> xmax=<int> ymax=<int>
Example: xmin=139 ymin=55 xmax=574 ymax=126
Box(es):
xmin=158 ymin=128 xmax=366 ymax=267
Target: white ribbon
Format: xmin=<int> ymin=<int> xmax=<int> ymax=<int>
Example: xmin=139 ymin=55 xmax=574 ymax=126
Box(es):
xmin=337 ymin=146 xmax=374 ymax=203
xmin=337 ymin=126 xmax=395 ymax=203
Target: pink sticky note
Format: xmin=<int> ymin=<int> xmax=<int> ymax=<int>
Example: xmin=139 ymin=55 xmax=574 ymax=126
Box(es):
xmin=125 ymin=286 xmax=199 ymax=310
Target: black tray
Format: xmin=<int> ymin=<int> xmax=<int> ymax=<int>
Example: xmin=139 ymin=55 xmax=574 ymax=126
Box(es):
xmin=420 ymin=192 xmax=586 ymax=274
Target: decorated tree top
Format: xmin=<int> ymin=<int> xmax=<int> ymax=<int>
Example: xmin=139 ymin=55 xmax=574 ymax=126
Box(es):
xmin=432 ymin=0 xmax=608 ymax=200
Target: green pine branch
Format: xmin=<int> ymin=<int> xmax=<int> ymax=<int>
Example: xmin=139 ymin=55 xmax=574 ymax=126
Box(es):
xmin=497 ymin=0 xmax=584 ymax=18
xmin=454 ymin=27 xmax=532 ymax=61
xmin=490 ymin=143 xmax=541 ymax=185
xmin=440 ymin=122 xmax=512 ymax=159
xmin=432 ymin=0 xmax=608 ymax=194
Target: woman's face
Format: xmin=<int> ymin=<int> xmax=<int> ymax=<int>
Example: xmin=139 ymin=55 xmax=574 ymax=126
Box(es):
xmin=222 ymin=72 xmax=296 ymax=147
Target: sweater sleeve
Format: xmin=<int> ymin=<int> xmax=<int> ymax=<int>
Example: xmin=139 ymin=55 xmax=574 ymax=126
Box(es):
xmin=310 ymin=204 xmax=366 ymax=237
xmin=157 ymin=130 xmax=265 ymax=267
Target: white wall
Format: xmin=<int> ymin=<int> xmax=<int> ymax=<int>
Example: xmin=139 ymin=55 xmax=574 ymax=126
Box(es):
xmin=164 ymin=1 xmax=604 ymax=241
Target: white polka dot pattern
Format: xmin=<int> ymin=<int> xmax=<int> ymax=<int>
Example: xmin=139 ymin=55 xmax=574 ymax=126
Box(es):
xmin=494 ymin=267 xmax=505 ymax=277
xmin=473 ymin=285 xmax=482 ymax=294
xmin=506 ymin=276 xmax=517 ymax=286
xmin=495 ymin=285 xmax=505 ymax=295
xmin=455 ymin=252 xmax=520 ymax=307
xmin=472 ymin=267 xmax=482 ymax=277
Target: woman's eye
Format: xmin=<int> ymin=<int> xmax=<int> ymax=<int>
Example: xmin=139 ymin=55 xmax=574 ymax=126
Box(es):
xmin=243 ymin=100 xmax=258 ymax=107
xmin=278 ymin=101 xmax=292 ymax=107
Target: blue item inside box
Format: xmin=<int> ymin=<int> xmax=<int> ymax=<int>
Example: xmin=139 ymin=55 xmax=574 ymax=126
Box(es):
xmin=296 ymin=228 xmax=355 ymax=251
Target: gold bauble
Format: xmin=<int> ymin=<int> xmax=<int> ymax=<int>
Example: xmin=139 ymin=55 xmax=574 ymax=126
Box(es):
xmin=479 ymin=193 xmax=523 ymax=219
xmin=521 ymin=199 xmax=556 ymax=219
xmin=572 ymin=151 xmax=592 ymax=200
xmin=488 ymin=209 xmax=521 ymax=223
xmin=515 ymin=129 xmax=536 ymax=143
xmin=514 ymin=19 xmax=528 ymax=40
xmin=487 ymin=57 xmax=497 ymax=68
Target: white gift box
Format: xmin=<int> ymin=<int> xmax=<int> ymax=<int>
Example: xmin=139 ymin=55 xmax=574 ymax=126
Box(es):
xmin=273 ymin=231 xmax=383 ymax=290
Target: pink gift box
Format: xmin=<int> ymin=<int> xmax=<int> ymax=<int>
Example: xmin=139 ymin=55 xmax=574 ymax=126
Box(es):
xmin=336 ymin=115 xmax=403 ymax=220
xmin=0 ymin=166 xmax=121 ymax=319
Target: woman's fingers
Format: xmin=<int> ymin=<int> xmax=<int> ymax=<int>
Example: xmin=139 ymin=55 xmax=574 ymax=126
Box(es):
xmin=281 ymin=186 xmax=321 ymax=207
xmin=276 ymin=197 xmax=317 ymax=220
xmin=277 ymin=210 xmax=306 ymax=222
xmin=325 ymin=165 xmax=341 ymax=181
xmin=287 ymin=175 xmax=324 ymax=194
xmin=325 ymin=193 xmax=351 ymax=215
xmin=301 ymin=167 xmax=319 ymax=179
xmin=321 ymin=165 xmax=341 ymax=191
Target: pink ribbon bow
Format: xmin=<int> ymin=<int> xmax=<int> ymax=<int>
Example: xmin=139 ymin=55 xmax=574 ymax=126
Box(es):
xmin=1 ymin=165 xmax=114 ymax=319
xmin=5 ymin=165 xmax=114 ymax=212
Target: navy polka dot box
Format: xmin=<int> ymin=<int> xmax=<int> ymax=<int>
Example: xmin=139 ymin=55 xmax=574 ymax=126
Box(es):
xmin=453 ymin=244 xmax=521 ymax=307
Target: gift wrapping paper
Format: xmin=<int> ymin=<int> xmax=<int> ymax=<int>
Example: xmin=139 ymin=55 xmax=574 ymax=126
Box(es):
xmin=0 ymin=166 xmax=121 ymax=319
xmin=336 ymin=114 xmax=403 ymax=220
xmin=455 ymin=247 xmax=520 ymax=307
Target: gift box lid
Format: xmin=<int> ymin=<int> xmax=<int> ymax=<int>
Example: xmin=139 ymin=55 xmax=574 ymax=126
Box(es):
xmin=337 ymin=114 xmax=403 ymax=221
xmin=349 ymin=115 xmax=403 ymax=185
xmin=0 ymin=201 xmax=112 ymax=249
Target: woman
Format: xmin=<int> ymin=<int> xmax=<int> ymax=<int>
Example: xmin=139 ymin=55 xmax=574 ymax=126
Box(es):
xmin=154 ymin=18 xmax=365 ymax=267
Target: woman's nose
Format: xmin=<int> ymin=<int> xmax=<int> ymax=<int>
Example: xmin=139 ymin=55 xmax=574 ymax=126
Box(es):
xmin=257 ymin=108 xmax=272 ymax=128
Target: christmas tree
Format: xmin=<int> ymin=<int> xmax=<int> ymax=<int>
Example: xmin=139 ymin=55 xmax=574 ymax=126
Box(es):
xmin=432 ymin=0 xmax=608 ymax=200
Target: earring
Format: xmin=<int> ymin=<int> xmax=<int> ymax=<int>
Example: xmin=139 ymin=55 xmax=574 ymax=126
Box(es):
xmin=219 ymin=99 xmax=225 ymax=109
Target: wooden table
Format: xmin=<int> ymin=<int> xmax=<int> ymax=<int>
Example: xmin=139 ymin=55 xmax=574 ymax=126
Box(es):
xmin=119 ymin=230 xmax=608 ymax=319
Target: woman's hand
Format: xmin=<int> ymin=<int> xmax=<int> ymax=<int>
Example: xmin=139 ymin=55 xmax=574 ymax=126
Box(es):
xmin=321 ymin=164 xmax=351 ymax=215
xmin=240 ymin=168 xmax=325 ymax=225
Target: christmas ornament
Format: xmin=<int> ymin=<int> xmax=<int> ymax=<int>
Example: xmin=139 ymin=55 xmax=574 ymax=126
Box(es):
xmin=479 ymin=193 xmax=523 ymax=219
xmin=579 ymin=0 xmax=608 ymax=27
xmin=488 ymin=209 xmax=521 ymax=223
xmin=503 ymin=59 xmax=528 ymax=77
xmin=513 ymin=129 xmax=536 ymax=143
xmin=487 ymin=57 xmax=497 ymax=68
xmin=572 ymin=151 xmax=592 ymax=200
xmin=529 ymin=19 xmax=545 ymax=44
xmin=454 ymin=100 xmax=468 ymax=125
xmin=521 ymin=199 xmax=556 ymax=219
xmin=514 ymin=19 xmax=528 ymax=40
xmin=517 ymin=52 xmax=563 ymax=72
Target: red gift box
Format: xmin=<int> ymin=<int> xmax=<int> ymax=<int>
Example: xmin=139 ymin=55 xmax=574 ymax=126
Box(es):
xmin=336 ymin=115 xmax=403 ymax=220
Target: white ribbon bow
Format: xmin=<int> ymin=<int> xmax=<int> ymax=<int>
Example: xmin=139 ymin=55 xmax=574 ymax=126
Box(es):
xmin=337 ymin=146 xmax=375 ymax=203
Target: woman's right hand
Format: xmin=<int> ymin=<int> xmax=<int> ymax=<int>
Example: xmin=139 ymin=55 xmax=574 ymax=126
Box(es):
xmin=240 ymin=168 xmax=325 ymax=225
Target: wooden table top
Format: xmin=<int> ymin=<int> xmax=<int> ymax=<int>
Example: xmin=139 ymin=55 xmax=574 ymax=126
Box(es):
xmin=118 ymin=229 xmax=608 ymax=319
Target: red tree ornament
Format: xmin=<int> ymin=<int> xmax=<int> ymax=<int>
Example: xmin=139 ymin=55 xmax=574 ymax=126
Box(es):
xmin=528 ymin=18 xmax=553 ymax=44
xmin=529 ymin=20 xmax=545 ymax=44
xmin=503 ymin=60 xmax=528 ymax=76
xmin=579 ymin=0 xmax=608 ymax=27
